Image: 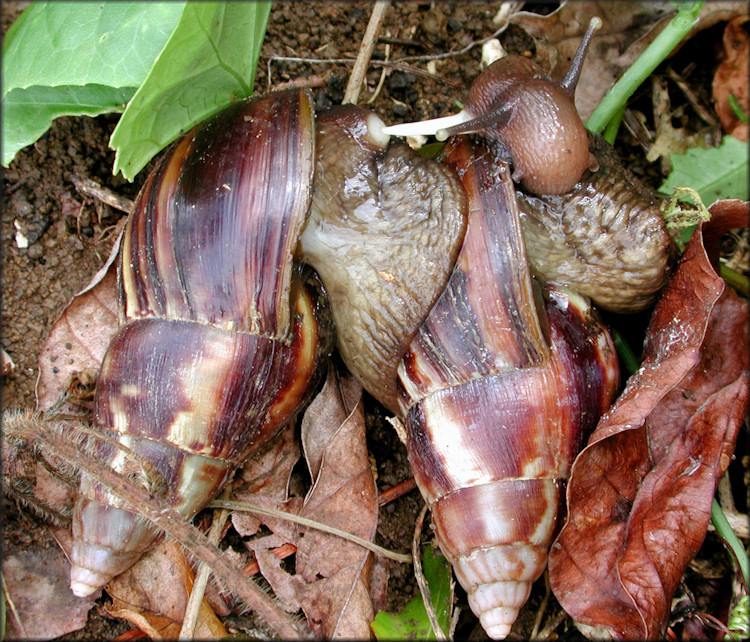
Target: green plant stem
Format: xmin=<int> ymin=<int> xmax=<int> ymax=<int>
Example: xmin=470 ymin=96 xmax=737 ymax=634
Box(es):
xmin=712 ymin=499 xmax=750 ymax=588
xmin=720 ymin=264 xmax=750 ymax=298
xmin=610 ymin=327 xmax=640 ymax=375
xmin=586 ymin=2 xmax=704 ymax=134
xmin=602 ymin=105 xmax=625 ymax=144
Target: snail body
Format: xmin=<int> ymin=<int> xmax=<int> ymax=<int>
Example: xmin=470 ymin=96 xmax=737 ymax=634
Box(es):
xmin=70 ymin=88 xmax=334 ymax=597
xmin=298 ymin=105 xmax=467 ymax=412
xmin=517 ymin=133 xmax=675 ymax=313
xmin=383 ymin=16 xmax=673 ymax=313
xmin=383 ymin=17 xmax=602 ymax=195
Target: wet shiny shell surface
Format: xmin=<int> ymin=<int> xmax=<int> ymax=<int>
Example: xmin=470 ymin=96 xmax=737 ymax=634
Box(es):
xmin=120 ymin=88 xmax=315 ymax=338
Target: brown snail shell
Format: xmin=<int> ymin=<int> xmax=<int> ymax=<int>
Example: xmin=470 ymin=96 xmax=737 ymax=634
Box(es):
xmin=398 ymin=136 xmax=620 ymax=638
xmin=69 ymin=88 xmax=333 ymax=597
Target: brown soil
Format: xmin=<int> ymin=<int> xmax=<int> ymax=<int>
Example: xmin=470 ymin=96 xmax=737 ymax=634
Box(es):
xmin=2 ymin=2 xmax=746 ymax=640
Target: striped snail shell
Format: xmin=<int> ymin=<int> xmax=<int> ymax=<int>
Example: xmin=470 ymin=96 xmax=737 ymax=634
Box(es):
xmin=296 ymin=106 xmax=621 ymax=637
xmin=397 ymin=136 xmax=620 ymax=639
xmin=70 ymin=88 xmax=334 ymax=597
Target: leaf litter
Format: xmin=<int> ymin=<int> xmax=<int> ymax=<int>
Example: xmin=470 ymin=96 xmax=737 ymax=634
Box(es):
xmin=549 ymin=200 xmax=749 ymax=639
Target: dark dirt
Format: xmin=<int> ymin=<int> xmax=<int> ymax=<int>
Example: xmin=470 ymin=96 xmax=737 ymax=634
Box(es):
xmin=2 ymin=1 xmax=746 ymax=640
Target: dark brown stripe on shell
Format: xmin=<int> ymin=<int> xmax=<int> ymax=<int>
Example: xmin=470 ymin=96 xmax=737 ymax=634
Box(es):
xmin=95 ymin=272 xmax=329 ymax=464
xmin=121 ymin=88 xmax=315 ymax=338
xmin=398 ymin=137 xmax=548 ymax=406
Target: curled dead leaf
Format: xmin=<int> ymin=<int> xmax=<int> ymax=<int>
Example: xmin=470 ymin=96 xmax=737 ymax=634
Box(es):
xmin=712 ymin=16 xmax=749 ymax=141
xmin=549 ymin=200 xmax=749 ymax=639
xmin=107 ymin=540 xmax=228 ymax=639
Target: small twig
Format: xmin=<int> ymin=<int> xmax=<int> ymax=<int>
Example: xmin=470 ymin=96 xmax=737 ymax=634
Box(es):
xmin=344 ymin=0 xmax=390 ymax=104
xmin=2 ymin=570 xmax=27 ymax=638
xmin=665 ymin=66 xmax=719 ymax=128
xmin=378 ymin=477 xmax=418 ymax=507
xmin=537 ymin=606 xmax=568 ymax=639
xmin=412 ymin=503 xmax=448 ymax=640
xmin=209 ymin=499 xmax=411 ymax=564
xmin=179 ymin=486 xmax=232 ymax=640
xmin=71 ymin=175 xmax=134 ymax=214
xmin=695 ymin=610 xmax=734 ymax=636
xmin=243 ymin=542 xmax=298 ymax=577
xmin=367 ymin=41 xmax=391 ymax=104
xmin=269 ymin=55 xmax=460 ymax=88
xmin=390 ymin=21 xmax=512 ymax=66
xmin=530 ymin=571 xmax=552 ymax=639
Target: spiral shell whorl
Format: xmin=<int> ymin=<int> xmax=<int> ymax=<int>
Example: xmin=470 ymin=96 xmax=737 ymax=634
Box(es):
xmin=428 ymin=477 xmax=560 ymax=639
xmin=70 ymin=88 xmax=332 ymax=596
xmin=397 ymin=137 xmax=618 ymax=638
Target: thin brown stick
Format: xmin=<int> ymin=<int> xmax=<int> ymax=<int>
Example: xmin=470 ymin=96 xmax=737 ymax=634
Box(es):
xmin=344 ymin=0 xmax=390 ymax=104
xmin=243 ymin=542 xmax=298 ymax=576
xmin=666 ymin=66 xmax=719 ymax=128
xmin=71 ymin=175 xmax=134 ymax=214
xmin=179 ymin=486 xmax=232 ymax=639
xmin=367 ymin=42 xmax=391 ymax=104
xmin=13 ymin=416 xmax=309 ymax=640
xmin=268 ymin=56 xmax=463 ymax=89
xmin=209 ymin=498 xmax=411 ymax=563
xmin=2 ymin=571 xmax=27 ymax=638
xmin=378 ymin=477 xmax=418 ymax=507
xmin=530 ymin=570 xmax=552 ymax=638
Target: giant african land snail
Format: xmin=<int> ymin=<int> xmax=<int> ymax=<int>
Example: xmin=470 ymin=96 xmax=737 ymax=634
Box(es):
xmin=69 ymin=89 xmax=334 ymax=597
xmin=383 ymin=16 xmax=673 ymax=313
xmin=68 ymin=16 xmax=675 ymax=640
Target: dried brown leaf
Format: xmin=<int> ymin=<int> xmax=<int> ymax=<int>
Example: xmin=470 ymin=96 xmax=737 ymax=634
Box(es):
xmin=232 ymin=422 xmax=301 ymax=538
xmin=712 ymin=16 xmax=749 ymax=141
xmin=35 ymin=253 xmax=119 ymax=410
xmin=106 ymin=539 xmax=228 ymax=638
xmin=293 ymin=366 xmax=379 ymax=638
xmin=3 ymin=544 xmax=94 ymax=640
xmin=549 ymin=200 xmax=749 ymax=639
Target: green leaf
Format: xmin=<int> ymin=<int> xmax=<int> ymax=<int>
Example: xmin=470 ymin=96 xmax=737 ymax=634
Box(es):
xmin=2 ymin=2 xmax=185 ymax=166
xmin=371 ymin=546 xmax=453 ymax=640
xmin=659 ymin=135 xmax=749 ymax=204
xmin=2 ymin=2 xmax=184 ymax=93
xmin=110 ymin=1 xmax=271 ymax=180
xmin=2 ymin=85 xmax=134 ymax=166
